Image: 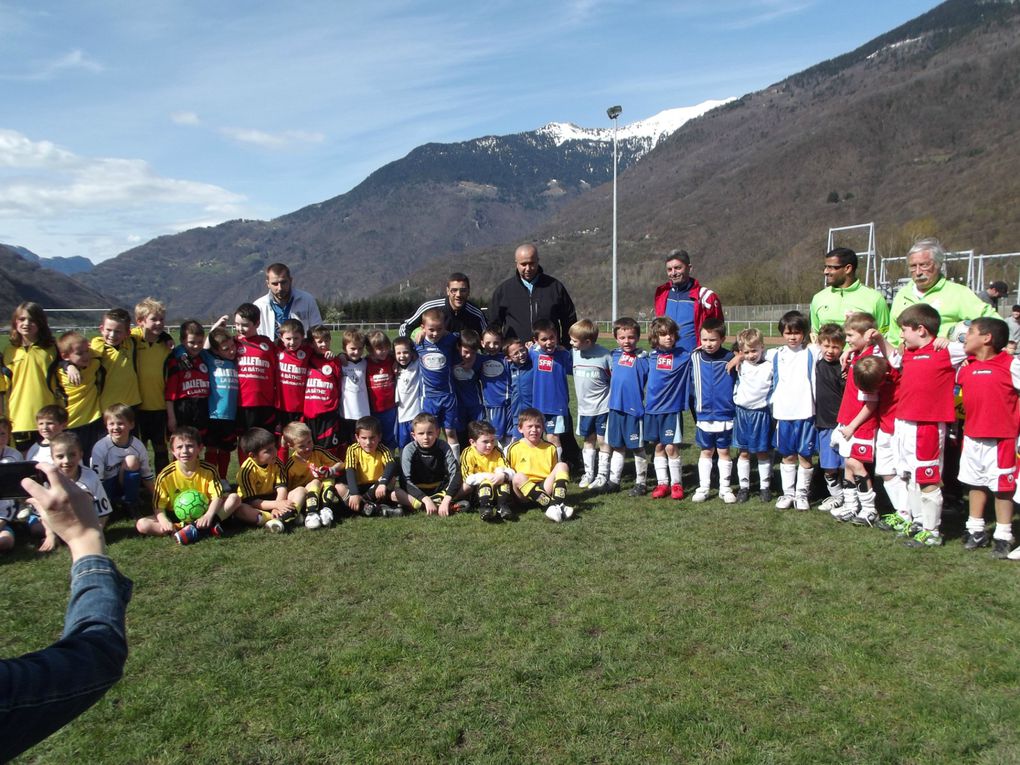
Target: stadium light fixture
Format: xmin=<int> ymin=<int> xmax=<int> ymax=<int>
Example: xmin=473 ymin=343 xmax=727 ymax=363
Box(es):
xmin=607 ymin=105 xmax=622 ymax=321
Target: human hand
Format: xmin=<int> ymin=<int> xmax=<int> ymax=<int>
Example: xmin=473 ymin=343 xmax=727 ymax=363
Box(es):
xmin=423 ymin=497 xmax=438 ymax=515
xmin=22 ymin=462 xmax=105 ymax=560
xmin=348 ymin=494 xmax=363 ymax=512
xmin=438 ymin=496 xmax=452 ymax=517
xmin=66 ymin=365 xmax=82 ymax=386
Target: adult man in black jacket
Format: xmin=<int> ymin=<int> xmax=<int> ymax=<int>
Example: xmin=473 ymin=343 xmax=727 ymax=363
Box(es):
xmin=489 ymin=244 xmax=577 ymax=342
xmin=398 ymin=272 xmax=487 ymax=338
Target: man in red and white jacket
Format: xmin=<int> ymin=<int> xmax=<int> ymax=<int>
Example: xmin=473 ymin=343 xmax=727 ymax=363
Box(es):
xmin=652 ymin=249 xmax=723 ymax=353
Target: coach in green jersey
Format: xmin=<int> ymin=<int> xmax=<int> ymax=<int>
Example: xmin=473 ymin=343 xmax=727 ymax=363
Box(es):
xmin=887 ymin=237 xmax=997 ymax=346
xmin=810 ymin=247 xmax=890 ymax=334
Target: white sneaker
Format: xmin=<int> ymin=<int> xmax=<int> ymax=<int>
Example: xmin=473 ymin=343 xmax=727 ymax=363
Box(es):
xmin=1008 ymin=545 xmax=1020 ymax=560
xmin=578 ymin=474 xmax=593 ymax=489
xmin=265 ymin=518 xmax=285 ymax=533
xmin=794 ymin=496 xmax=810 ymax=511
xmin=719 ymin=491 xmax=737 ymax=504
xmin=834 ymin=506 xmax=857 ymax=522
xmin=588 ymin=475 xmax=607 ymax=490
xmin=561 ymin=504 xmax=575 ymax=520
xmin=818 ymin=495 xmax=844 ymax=512
xmin=691 ymin=488 xmax=710 ymax=503
xmin=304 ymin=512 xmax=322 ymax=530
xmin=775 ymin=495 xmax=795 ymax=509
xmin=545 ymin=504 xmax=564 ymax=522
xmin=319 ymin=507 xmax=334 ymax=527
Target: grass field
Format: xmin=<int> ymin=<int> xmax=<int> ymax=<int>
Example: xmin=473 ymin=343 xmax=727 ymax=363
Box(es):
xmin=4 ymin=448 xmax=1020 ymax=764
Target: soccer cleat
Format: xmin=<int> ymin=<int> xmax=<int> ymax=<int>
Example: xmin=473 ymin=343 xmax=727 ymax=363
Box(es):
xmin=651 ymin=484 xmax=671 ymax=499
xmin=545 ymin=504 xmax=565 ymax=522
xmin=561 ymin=504 xmax=575 ymax=520
xmin=691 ymin=488 xmax=710 ymax=503
xmin=794 ymin=496 xmax=810 ymax=511
xmin=670 ymin=484 xmax=685 ymax=501
xmin=380 ymin=504 xmax=405 ymax=518
xmin=720 ymin=490 xmax=737 ymax=504
xmin=774 ymin=494 xmax=794 ymax=510
xmin=304 ymin=512 xmax=322 ymax=530
xmin=963 ymin=530 xmax=989 ymax=550
xmin=834 ymin=506 xmax=857 ymax=523
xmin=905 ymin=529 xmax=943 ymax=548
xmin=578 ymin=474 xmax=593 ymax=489
xmin=361 ymin=502 xmax=379 ymax=517
xmin=628 ymin=483 xmax=647 ymax=497
xmin=265 ymin=518 xmax=285 ymax=533
xmin=875 ymin=513 xmax=907 ymax=532
xmin=818 ymin=495 xmax=844 ymax=512
xmin=736 ymin=488 xmax=750 ymax=503
xmin=173 ymin=524 xmax=199 ymax=545
xmin=209 ymin=523 xmax=224 ymax=538
xmin=759 ymin=488 xmax=772 ymax=503
xmin=589 ymin=475 xmax=607 ymax=490
xmin=319 ymin=507 xmax=335 ymax=527
xmin=898 ymin=522 xmax=922 ymax=539
xmin=453 ymin=499 xmax=472 ymax=513
xmin=1008 ymin=544 xmax=1020 ymax=561
xmin=497 ymin=504 xmax=518 ymax=522
xmin=991 ymin=539 xmax=1013 ymax=559
xmin=601 ymin=481 xmax=621 ymax=495
xmin=850 ymin=511 xmax=878 ymax=527
xmin=479 ymin=506 xmax=498 ymax=522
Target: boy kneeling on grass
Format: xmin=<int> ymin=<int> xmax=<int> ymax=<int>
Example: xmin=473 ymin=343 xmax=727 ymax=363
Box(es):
xmin=136 ymin=426 xmax=240 ymax=544
xmin=338 ymin=415 xmax=408 ymax=518
xmin=458 ymin=419 xmax=516 ymax=522
xmin=234 ymin=427 xmax=305 ymax=533
xmin=400 ymin=413 xmax=463 ymax=517
xmin=282 ymin=421 xmax=343 ymax=530
xmin=506 ymin=408 xmax=573 ymax=522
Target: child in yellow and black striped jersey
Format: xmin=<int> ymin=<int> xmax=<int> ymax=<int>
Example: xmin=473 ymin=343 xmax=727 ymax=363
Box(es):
xmin=282 ymin=420 xmax=343 ymax=530
xmin=458 ymin=420 xmax=516 ymax=522
xmin=234 ymin=427 xmax=305 ymax=533
xmin=506 ymin=408 xmax=573 ymax=523
xmin=48 ymin=331 xmax=104 ymax=459
xmin=337 ymin=416 xmax=408 ymax=517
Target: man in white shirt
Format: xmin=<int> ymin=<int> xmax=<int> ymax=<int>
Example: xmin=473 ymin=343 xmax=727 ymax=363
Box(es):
xmin=253 ymin=262 xmax=323 ymax=340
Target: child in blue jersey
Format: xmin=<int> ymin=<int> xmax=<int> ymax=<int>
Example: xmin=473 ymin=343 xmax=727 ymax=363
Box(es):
xmin=767 ymin=310 xmax=816 ymax=510
xmin=453 ymin=329 xmax=484 ymax=445
xmin=604 ymin=317 xmax=649 ymax=495
xmin=416 ymin=308 xmax=462 ymax=458
xmin=569 ymin=319 xmax=612 ymax=489
xmin=690 ymin=319 xmax=737 ymax=503
xmin=200 ymin=326 xmax=240 ymax=479
xmin=529 ymin=319 xmax=572 ymax=455
xmin=729 ymin=328 xmax=774 ymax=503
xmin=506 ymin=339 xmax=534 ymax=441
xmin=479 ymin=327 xmax=513 ymax=445
xmin=644 ymin=316 xmax=692 ymax=501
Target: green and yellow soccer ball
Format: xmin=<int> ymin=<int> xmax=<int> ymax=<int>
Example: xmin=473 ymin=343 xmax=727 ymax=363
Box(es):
xmin=173 ymin=489 xmax=209 ymax=522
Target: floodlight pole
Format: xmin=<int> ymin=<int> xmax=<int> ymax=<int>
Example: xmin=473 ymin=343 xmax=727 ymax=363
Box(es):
xmin=607 ymin=105 xmax=622 ymax=321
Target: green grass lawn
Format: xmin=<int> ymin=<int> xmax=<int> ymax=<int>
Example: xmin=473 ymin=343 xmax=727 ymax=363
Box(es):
xmin=4 ymin=463 xmax=1020 ymax=764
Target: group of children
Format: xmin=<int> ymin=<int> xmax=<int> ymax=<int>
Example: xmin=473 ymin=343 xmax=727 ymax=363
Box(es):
xmin=2 ymin=293 xmax=1020 ymax=559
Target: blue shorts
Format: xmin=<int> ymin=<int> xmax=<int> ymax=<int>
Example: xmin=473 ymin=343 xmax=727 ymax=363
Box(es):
xmin=484 ymin=405 xmax=512 ymax=441
xmin=733 ymin=406 xmax=772 ymax=453
xmin=460 ymin=404 xmax=484 ymax=429
xmin=543 ymin=414 xmax=567 ymax=435
xmin=607 ymin=411 xmax=642 ymax=449
xmin=422 ymin=394 xmax=460 ymax=431
xmin=643 ymin=412 xmax=683 ymax=445
xmin=816 ymin=428 xmax=844 ymax=471
xmin=696 ymin=426 xmax=733 ymax=451
xmin=775 ymin=419 xmax=817 ymax=458
xmin=395 ymin=420 xmax=414 ymax=450
xmin=374 ymin=407 xmax=398 ymax=449
xmin=576 ymin=412 xmax=608 ymax=438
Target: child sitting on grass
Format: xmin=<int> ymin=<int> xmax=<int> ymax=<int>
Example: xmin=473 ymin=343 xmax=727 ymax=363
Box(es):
xmin=339 ymin=416 xmax=407 ymax=517
xmin=136 ymin=426 xmax=240 ymax=544
xmin=282 ymin=420 xmax=343 ymax=530
xmin=25 ymin=404 xmax=68 ymax=464
xmin=50 ymin=432 xmax=112 ymax=534
xmin=506 ymin=408 xmax=573 ymax=522
xmin=458 ymin=419 xmax=515 ymax=522
xmin=90 ymin=404 xmax=156 ymax=517
xmin=400 ymin=413 xmax=462 ymax=517
xmin=235 ymin=427 xmax=304 ymax=533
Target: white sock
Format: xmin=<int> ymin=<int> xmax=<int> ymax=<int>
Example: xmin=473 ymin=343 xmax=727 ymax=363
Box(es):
xmin=780 ymin=463 xmax=797 ymax=496
xmin=907 ymin=482 xmax=922 ymax=524
xmin=824 ymin=472 xmax=843 ymax=499
xmin=633 ymin=450 xmax=648 ymax=484
xmin=758 ymin=461 xmax=772 ymax=489
xmin=582 ymin=445 xmax=596 ymax=480
xmin=667 ymin=457 xmax=682 ymax=485
xmin=718 ymin=459 xmax=733 ymax=494
xmin=610 ymin=451 xmax=625 ymax=483
xmin=857 ymin=488 xmax=876 ymax=514
xmin=993 ymin=523 xmax=1014 ymax=543
xmin=966 ymin=516 xmax=986 ymax=534
xmin=555 ymin=445 xmax=562 ymax=460
xmin=450 ymin=442 xmax=461 ymax=461
xmin=882 ymin=473 xmax=906 ymax=516
xmin=698 ymin=457 xmax=713 ymax=489
xmin=737 ymin=458 xmax=751 ymax=489
xmin=654 ymin=455 xmax=668 ymax=486
xmin=796 ymin=466 xmax=814 ymax=499
xmin=919 ymin=487 xmax=942 ymax=533
xmin=597 ymin=450 xmax=610 ymax=479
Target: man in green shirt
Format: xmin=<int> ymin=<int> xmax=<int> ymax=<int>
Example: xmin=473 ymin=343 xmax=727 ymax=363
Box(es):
xmin=810 ymin=247 xmax=890 ymax=334
xmin=887 ymin=238 xmax=997 ymax=346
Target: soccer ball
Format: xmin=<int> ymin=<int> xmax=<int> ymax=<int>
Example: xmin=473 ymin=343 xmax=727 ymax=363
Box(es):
xmin=949 ymin=320 xmax=971 ymax=344
xmin=173 ymin=489 xmax=208 ymax=522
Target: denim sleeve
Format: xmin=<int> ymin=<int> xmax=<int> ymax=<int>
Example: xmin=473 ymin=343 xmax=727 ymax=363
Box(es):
xmin=0 ymin=555 xmax=132 ymax=763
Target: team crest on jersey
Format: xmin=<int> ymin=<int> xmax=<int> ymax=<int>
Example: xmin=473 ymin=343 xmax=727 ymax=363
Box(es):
xmin=619 ymin=355 xmax=634 ymax=368
xmin=453 ymin=365 xmax=474 ymax=380
xmin=198 ymin=363 xmax=208 ymax=374
xmin=538 ymin=355 xmax=553 ymax=372
xmin=482 ymin=359 xmax=505 ymax=376
xmin=321 ymin=365 xmax=333 ymax=376
xmin=656 ymin=355 xmax=674 ymax=371
xmin=260 ymin=343 xmax=269 ymax=351
xmin=296 ymin=350 xmax=306 ymax=360
xmin=856 ymin=445 xmax=867 ymax=454
xmin=421 ymin=352 xmax=447 ymax=371
xmin=237 ymin=345 xmax=247 ymax=356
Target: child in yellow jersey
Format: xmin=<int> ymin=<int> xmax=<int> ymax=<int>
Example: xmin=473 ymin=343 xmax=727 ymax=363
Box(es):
xmin=49 ymin=332 xmax=104 ymax=458
xmin=234 ymin=427 xmax=305 ymax=533
xmin=338 ymin=416 xmax=408 ymax=517
xmin=3 ymin=302 xmax=58 ymax=452
xmin=136 ymin=426 xmax=239 ymax=543
xmin=506 ymin=408 xmax=574 ymax=522
xmin=90 ymin=308 xmax=141 ymax=413
xmin=282 ymin=421 xmax=343 ymax=530
xmin=131 ymin=298 xmax=174 ymax=471
xmin=458 ymin=420 xmax=516 ymax=522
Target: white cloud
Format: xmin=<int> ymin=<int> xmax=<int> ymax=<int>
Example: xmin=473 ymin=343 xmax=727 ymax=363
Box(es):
xmin=0 ymin=48 xmax=103 ymax=80
xmin=218 ymin=126 xmax=326 ymax=149
xmin=170 ymin=111 xmax=201 ymax=126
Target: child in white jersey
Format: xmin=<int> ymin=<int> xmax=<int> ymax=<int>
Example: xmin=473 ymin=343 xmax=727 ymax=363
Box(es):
xmin=393 ymin=337 xmax=423 ymax=450
xmin=729 ymin=328 xmax=773 ymax=503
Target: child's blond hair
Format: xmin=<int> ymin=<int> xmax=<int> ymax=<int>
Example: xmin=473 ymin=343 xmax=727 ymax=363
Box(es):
xmin=844 ymin=312 xmax=876 ymax=334
xmin=56 ymin=330 xmax=88 ymax=356
xmin=342 ymin=327 xmax=367 ymax=351
xmin=366 ymin=329 xmax=392 ymax=352
xmin=569 ymin=319 xmax=599 ymax=344
xmin=134 ymin=297 xmax=166 ymax=322
xmin=736 ymin=328 xmax=764 ymax=351
xmin=282 ymin=421 xmax=313 ymax=445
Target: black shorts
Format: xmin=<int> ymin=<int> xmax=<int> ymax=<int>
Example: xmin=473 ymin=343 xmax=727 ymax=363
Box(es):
xmin=205 ymin=418 xmax=239 ymax=451
xmin=275 ymin=410 xmax=303 ymax=436
xmin=136 ymin=409 xmax=168 ymax=448
xmin=68 ymin=419 xmax=104 ymax=460
xmin=306 ymin=413 xmax=342 ymax=456
xmin=237 ymin=406 xmax=277 ymax=435
xmin=173 ymin=399 xmax=209 ymax=434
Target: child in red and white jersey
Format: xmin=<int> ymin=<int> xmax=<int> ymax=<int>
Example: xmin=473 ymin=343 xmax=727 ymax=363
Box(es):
xmin=275 ymin=319 xmax=313 ymax=460
xmin=232 ymin=303 xmax=279 ymax=440
xmin=365 ymin=330 xmax=398 ymax=450
xmin=304 ymin=325 xmax=343 ymax=457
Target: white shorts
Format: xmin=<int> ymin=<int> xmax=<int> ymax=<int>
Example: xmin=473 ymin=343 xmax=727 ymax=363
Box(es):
xmin=874 ymin=430 xmax=897 ymax=476
xmin=958 ymin=436 xmax=1017 ymax=493
xmin=894 ymin=419 xmax=946 ymax=486
xmin=832 ymin=426 xmax=874 ymax=464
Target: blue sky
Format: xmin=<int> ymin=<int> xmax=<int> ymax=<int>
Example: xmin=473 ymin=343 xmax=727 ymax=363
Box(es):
xmin=0 ymin=0 xmax=940 ymax=263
